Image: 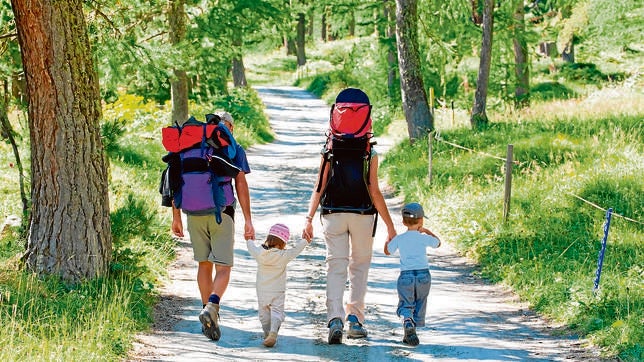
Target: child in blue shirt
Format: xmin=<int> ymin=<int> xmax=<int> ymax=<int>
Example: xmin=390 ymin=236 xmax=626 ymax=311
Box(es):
xmin=384 ymin=202 xmax=441 ymax=346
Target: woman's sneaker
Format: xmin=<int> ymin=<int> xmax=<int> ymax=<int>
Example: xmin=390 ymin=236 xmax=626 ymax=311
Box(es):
xmin=199 ymin=302 xmax=221 ymax=341
xmin=402 ymin=319 xmax=419 ymax=346
xmin=346 ymin=314 xmax=368 ymax=339
xmin=327 ymin=318 xmax=344 ymax=344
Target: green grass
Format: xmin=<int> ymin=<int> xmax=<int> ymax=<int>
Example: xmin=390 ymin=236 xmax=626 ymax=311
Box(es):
xmin=380 ymin=96 xmax=644 ymax=360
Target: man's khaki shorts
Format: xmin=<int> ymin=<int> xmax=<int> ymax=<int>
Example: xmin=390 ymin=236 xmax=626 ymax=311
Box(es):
xmin=186 ymin=213 xmax=235 ymax=266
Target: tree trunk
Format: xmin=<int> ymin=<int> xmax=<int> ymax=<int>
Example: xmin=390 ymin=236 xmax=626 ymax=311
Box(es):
xmin=348 ymin=9 xmax=355 ymax=37
xmin=232 ymin=32 xmax=248 ymax=87
xmin=385 ymin=0 xmax=397 ymax=101
xmin=0 ymin=80 xmax=28 ymax=223
xmin=562 ymin=39 xmax=574 ymax=63
xmin=326 ymin=6 xmax=333 ymax=41
xmin=169 ymin=0 xmax=189 ymax=125
xmin=11 ymin=0 xmax=112 ymax=282
xmin=471 ymin=0 xmax=482 ymax=25
xmin=284 ymin=35 xmax=296 ymax=55
xmin=395 ymin=0 xmax=433 ymax=142
xmin=296 ymin=12 xmax=307 ymax=66
xmin=470 ymin=0 xmax=494 ymax=129
xmin=308 ymin=8 xmax=314 ymax=37
xmin=512 ymin=0 xmax=529 ymax=108
xmin=321 ymin=10 xmax=327 ymax=41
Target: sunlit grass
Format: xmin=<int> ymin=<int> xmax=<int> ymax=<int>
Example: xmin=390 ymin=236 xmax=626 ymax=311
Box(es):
xmin=381 ymin=92 xmax=644 ymax=360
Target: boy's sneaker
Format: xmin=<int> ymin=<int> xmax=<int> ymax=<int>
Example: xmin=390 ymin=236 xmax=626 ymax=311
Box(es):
xmin=346 ymin=314 xmax=368 ymax=339
xmin=402 ymin=319 xmax=419 ymax=346
xmin=327 ymin=317 xmax=344 ymax=344
xmin=199 ymin=302 xmax=221 ymax=341
xmin=263 ymin=332 xmax=278 ymax=347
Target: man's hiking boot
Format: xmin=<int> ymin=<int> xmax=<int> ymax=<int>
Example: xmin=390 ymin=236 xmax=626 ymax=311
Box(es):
xmin=402 ymin=319 xmax=419 ymax=346
xmin=199 ymin=302 xmax=221 ymax=341
xmin=346 ymin=314 xmax=368 ymax=339
xmin=263 ymin=332 xmax=278 ymax=347
xmin=327 ymin=317 xmax=343 ymax=344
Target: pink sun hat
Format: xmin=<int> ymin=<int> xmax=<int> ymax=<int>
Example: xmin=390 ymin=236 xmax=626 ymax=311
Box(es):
xmin=268 ymin=223 xmax=290 ymax=242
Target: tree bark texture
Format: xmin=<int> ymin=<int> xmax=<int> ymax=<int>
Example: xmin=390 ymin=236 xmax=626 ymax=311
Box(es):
xmin=296 ymin=12 xmax=306 ymax=66
xmin=395 ymin=0 xmax=433 ymax=142
xmin=512 ymin=0 xmax=529 ymax=108
xmin=470 ymin=0 xmax=494 ymax=129
xmin=11 ymin=0 xmax=112 ymax=282
xmin=232 ymin=32 xmax=248 ymax=87
xmin=169 ymin=0 xmax=189 ymax=124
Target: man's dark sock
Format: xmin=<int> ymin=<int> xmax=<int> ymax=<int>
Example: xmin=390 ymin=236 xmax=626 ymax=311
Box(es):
xmin=208 ymin=294 xmax=220 ymax=304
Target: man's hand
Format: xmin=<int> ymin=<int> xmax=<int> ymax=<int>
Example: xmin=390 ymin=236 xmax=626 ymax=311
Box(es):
xmin=244 ymin=220 xmax=255 ymax=240
xmin=172 ymin=218 xmax=184 ymax=237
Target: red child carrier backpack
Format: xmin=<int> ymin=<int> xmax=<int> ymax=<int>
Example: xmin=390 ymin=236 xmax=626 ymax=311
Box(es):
xmin=318 ymin=88 xmax=377 ymax=220
xmin=159 ymin=114 xmax=241 ymax=224
xmin=329 ymin=87 xmax=373 ymax=138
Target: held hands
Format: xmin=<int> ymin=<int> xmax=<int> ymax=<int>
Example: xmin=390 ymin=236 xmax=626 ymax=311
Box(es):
xmin=244 ymin=220 xmax=256 ymax=241
xmin=302 ymin=218 xmax=313 ymax=242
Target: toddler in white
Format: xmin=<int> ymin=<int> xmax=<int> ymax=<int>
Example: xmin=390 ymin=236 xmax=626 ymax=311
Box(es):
xmin=246 ymin=223 xmax=309 ymax=347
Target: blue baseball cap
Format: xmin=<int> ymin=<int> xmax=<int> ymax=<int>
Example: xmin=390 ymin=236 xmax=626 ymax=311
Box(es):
xmin=402 ymin=202 xmax=427 ymax=219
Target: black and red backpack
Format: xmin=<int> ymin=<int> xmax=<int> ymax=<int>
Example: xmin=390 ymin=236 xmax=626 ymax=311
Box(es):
xmin=317 ymin=88 xmax=376 ymax=216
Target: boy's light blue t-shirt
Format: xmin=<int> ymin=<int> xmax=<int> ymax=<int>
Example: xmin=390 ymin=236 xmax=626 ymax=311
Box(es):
xmin=387 ymin=230 xmax=440 ymax=271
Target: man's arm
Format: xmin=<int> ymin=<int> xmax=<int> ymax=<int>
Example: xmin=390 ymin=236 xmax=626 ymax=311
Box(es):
xmin=171 ymin=201 xmax=184 ymax=237
xmin=235 ymin=171 xmax=255 ymax=240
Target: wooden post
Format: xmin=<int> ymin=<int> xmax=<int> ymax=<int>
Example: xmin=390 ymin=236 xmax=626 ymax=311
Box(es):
xmin=503 ymin=144 xmax=514 ymax=222
xmin=451 ymin=100 xmax=455 ymax=128
xmin=428 ymin=130 xmax=434 ymax=184
xmin=429 ymin=87 xmax=434 ymax=116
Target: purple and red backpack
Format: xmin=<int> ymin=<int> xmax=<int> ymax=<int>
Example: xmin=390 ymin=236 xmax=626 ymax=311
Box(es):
xmin=160 ymin=114 xmax=240 ymax=223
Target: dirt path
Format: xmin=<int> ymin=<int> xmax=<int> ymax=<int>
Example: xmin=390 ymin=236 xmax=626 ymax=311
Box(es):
xmin=129 ymin=86 xmax=605 ymax=361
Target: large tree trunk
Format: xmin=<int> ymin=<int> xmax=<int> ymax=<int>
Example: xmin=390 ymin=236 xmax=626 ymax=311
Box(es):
xmin=11 ymin=0 xmax=112 ymax=282
xmin=512 ymin=0 xmax=529 ymax=108
xmin=169 ymin=0 xmax=189 ymax=124
xmin=296 ymin=12 xmax=307 ymax=66
xmin=395 ymin=0 xmax=432 ymax=142
xmin=470 ymin=0 xmax=494 ymax=129
xmin=232 ymin=32 xmax=248 ymax=87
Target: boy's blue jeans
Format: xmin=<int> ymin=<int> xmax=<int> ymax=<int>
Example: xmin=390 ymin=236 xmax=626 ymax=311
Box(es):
xmin=396 ymin=269 xmax=431 ymax=327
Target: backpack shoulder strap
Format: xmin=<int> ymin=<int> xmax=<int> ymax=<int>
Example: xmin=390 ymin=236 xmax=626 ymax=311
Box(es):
xmin=315 ymin=141 xmax=333 ymax=193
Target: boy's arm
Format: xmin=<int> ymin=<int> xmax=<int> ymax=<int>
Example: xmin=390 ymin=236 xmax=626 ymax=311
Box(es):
xmin=384 ymin=241 xmax=391 ymax=255
xmin=419 ymin=226 xmax=438 ymax=238
xmin=419 ymin=227 xmax=442 ymax=247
